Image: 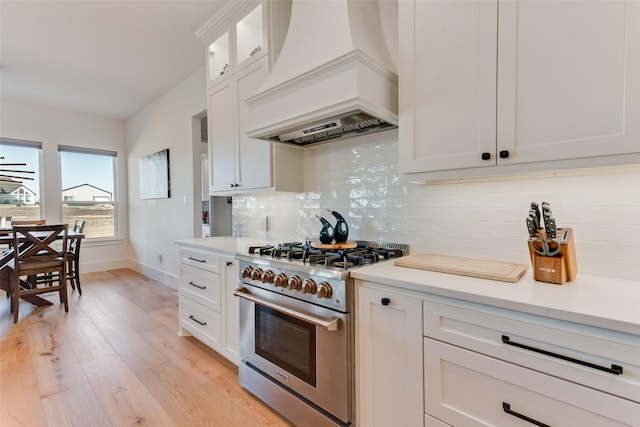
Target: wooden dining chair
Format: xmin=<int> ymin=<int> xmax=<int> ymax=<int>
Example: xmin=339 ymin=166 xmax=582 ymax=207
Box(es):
xmin=7 ymin=224 xmax=68 ymax=323
xmin=67 ymin=219 xmax=85 ymax=294
xmin=6 ymin=219 xmax=46 ymax=249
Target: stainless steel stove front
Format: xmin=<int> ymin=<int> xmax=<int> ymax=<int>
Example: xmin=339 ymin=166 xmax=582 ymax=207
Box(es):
xmin=235 ymin=282 xmax=352 ymax=427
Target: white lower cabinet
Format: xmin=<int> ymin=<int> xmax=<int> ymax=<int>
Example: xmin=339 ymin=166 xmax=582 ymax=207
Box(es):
xmin=355 ymin=280 xmax=640 ymax=427
xmin=221 ymin=255 xmax=239 ymax=364
xmin=356 ymin=283 xmax=423 ymax=427
xmin=424 ymin=339 xmax=640 ymax=427
xmin=180 ymin=296 xmax=221 ymax=350
xmin=178 ymin=246 xmax=240 ymax=365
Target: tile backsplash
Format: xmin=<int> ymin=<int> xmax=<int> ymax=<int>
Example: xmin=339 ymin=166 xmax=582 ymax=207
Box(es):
xmin=232 ymin=130 xmax=640 ymax=281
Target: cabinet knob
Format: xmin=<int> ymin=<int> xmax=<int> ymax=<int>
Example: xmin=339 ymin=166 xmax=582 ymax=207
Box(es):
xmin=381 ymin=297 xmax=390 ymax=306
xmin=226 ymin=261 xmax=233 ymax=266
xmin=499 ymin=150 xmax=510 ymax=159
xmin=481 ymin=152 xmax=491 ymax=160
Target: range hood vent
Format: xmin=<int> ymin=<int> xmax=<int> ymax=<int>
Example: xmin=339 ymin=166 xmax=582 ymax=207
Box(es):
xmin=276 ymin=111 xmax=394 ymax=146
xmin=246 ymin=0 xmax=398 ymax=148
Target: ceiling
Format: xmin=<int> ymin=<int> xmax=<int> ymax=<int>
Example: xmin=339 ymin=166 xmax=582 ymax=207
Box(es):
xmin=0 ymin=0 xmax=229 ymax=120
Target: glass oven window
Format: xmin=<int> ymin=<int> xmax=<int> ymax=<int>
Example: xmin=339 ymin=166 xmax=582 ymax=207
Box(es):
xmin=255 ymin=305 xmax=316 ymax=386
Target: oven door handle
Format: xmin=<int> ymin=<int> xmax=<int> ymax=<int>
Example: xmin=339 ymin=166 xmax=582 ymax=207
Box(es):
xmin=233 ymin=287 xmax=341 ymax=331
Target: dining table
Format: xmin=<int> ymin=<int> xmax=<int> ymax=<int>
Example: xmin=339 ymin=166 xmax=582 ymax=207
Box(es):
xmin=0 ymin=229 xmax=85 ymax=306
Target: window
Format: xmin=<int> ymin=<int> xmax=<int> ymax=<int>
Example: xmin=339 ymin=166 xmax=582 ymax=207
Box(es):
xmin=0 ymin=138 xmax=42 ymax=221
xmin=59 ymin=145 xmax=117 ymax=239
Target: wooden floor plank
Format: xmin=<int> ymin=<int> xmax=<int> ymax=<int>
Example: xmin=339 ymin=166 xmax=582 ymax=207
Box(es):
xmin=207 ymin=370 xmax=295 ymax=427
xmin=0 ymin=327 xmax=47 ymax=427
xmin=81 ymin=353 xmax=175 ymax=426
xmin=27 ymin=320 xmax=87 ymax=398
xmin=141 ymin=325 xmax=230 ymax=385
xmin=76 ymin=287 xmax=167 ymax=373
xmin=0 ymin=268 xmax=292 ymax=427
xmin=41 ymin=382 xmax=110 ymax=427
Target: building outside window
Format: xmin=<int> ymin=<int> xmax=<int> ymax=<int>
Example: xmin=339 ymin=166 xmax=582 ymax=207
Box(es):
xmin=0 ymin=138 xmax=42 ymax=221
xmin=59 ymin=145 xmax=117 ymax=239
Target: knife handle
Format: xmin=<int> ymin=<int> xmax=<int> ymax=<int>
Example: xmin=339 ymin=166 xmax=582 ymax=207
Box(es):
xmin=548 ymin=218 xmax=558 ymax=239
xmin=526 ymin=217 xmax=537 ymax=237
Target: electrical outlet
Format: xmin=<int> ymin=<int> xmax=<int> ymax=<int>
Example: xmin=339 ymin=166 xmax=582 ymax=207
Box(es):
xmin=157 ymin=254 xmax=163 ymax=263
xmin=260 ymin=216 xmax=269 ymax=232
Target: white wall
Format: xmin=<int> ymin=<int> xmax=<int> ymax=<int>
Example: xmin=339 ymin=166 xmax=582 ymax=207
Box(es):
xmin=126 ymin=67 xmax=207 ymax=287
xmin=0 ymin=98 xmax=132 ymax=272
xmin=233 ymin=130 xmax=640 ymax=281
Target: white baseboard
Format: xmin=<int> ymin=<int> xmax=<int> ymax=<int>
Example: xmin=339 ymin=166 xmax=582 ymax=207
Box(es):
xmin=127 ymin=259 xmax=178 ymax=289
xmin=76 ymin=258 xmax=178 ymax=289
xmin=80 ymin=258 xmax=130 ymax=274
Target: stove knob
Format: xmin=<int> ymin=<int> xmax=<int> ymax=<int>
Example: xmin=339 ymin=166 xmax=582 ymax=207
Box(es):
xmin=261 ymin=270 xmax=275 ymax=284
xmin=274 ymin=273 xmax=288 ymax=287
xmin=241 ymin=266 xmax=253 ymax=279
xmin=251 ymin=268 xmax=264 ymax=281
xmin=288 ymin=275 xmax=302 ymax=290
xmin=301 ymin=278 xmax=317 ymax=294
xmin=317 ymin=282 xmax=333 ymax=299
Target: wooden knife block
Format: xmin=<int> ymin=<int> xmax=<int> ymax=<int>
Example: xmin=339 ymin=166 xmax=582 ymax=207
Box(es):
xmin=528 ymin=228 xmax=577 ymax=285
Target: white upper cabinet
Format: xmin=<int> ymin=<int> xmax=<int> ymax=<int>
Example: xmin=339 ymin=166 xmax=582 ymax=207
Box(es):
xmin=207 ymin=31 xmax=231 ymax=84
xmin=201 ymin=2 xmax=268 ymax=90
xmin=235 ymin=4 xmax=266 ymax=68
xmin=202 ymin=1 xmax=301 ymax=195
xmin=400 ymin=0 xmax=640 ymax=180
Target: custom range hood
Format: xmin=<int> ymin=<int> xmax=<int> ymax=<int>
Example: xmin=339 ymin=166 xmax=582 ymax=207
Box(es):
xmin=246 ymin=0 xmax=398 ymax=147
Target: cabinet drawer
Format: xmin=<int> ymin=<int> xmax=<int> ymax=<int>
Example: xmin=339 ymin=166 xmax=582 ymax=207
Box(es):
xmin=180 ymin=296 xmax=221 ymax=351
xmin=180 ymin=247 xmax=220 ymax=273
xmin=424 ymin=339 xmax=640 ymax=427
xmin=181 ymin=264 xmax=221 ymax=312
xmin=423 ymin=298 xmax=640 ymax=402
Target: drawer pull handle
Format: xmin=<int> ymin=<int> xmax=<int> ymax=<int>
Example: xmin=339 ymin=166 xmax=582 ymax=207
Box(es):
xmin=188 ymin=315 xmax=207 ymax=326
xmin=188 ymin=256 xmax=206 ymax=263
xmin=188 ymin=281 xmax=206 ymax=290
xmin=501 ymin=335 xmax=623 ymax=375
xmin=503 ymin=402 xmax=550 ymax=427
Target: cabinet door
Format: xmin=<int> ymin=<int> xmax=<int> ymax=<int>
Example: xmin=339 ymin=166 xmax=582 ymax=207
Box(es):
xmin=222 ymin=256 xmax=240 ymax=365
xmin=424 ymin=338 xmax=640 ymax=427
xmin=497 ymin=0 xmax=640 ymax=164
xmin=356 ymin=284 xmax=423 ymax=427
xmin=235 ymin=57 xmax=272 ymax=191
xmin=208 ymin=80 xmax=237 ymax=192
xmin=399 ymin=0 xmax=498 ymax=173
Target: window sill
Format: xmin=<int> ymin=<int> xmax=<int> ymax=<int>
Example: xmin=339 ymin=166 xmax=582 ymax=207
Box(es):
xmin=82 ymin=237 xmax=124 ymax=248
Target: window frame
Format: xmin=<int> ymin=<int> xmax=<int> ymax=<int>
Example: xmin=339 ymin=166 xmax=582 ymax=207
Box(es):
xmin=0 ymin=137 xmax=43 ymax=219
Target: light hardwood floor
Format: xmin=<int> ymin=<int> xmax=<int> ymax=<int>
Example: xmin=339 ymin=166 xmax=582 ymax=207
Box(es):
xmin=0 ymin=268 xmax=293 ymax=427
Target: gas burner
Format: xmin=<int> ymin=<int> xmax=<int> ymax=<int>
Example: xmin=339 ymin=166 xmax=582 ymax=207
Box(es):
xmin=247 ymin=241 xmax=408 ymax=272
xmin=334 ymin=261 xmax=355 ymax=268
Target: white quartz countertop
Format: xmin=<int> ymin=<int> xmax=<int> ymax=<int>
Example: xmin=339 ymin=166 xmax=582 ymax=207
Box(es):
xmin=174 ymin=236 xmax=273 ymax=256
xmin=174 ymin=238 xmax=639 ymax=334
xmin=351 ymin=260 xmax=640 ymax=335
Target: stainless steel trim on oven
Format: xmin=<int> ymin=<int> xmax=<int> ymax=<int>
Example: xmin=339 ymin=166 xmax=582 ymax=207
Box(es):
xmin=234 ymin=287 xmax=341 ymax=331
xmin=237 ymin=283 xmax=351 ymax=425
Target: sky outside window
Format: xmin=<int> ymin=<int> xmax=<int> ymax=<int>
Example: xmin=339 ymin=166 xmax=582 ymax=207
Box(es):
xmin=60 ymin=151 xmax=114 ymax=195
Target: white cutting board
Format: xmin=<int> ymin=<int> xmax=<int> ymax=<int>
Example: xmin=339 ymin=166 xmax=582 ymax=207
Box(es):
xmin=394 ymin=253 xmax=528 ymax=283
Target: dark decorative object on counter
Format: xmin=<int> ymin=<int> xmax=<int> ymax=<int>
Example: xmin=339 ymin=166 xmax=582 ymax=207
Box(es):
xmin=315 ymin=215 xmax=335 ymax=244
xmin=329 ymin=210 xmax=349 ymax=243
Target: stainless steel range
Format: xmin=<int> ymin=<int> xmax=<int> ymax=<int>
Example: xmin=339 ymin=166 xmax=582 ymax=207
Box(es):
xmin=234 ymin=241 xmax=408 ymax=427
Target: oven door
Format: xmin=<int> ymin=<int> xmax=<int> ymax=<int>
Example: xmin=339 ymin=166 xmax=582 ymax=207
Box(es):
xmin=235 ymin=284 xmax=351 ymax=423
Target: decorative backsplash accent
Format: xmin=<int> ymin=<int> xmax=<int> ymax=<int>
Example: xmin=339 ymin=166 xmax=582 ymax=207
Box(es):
xmin=232 ymin=130 xmax=640 ymax=281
